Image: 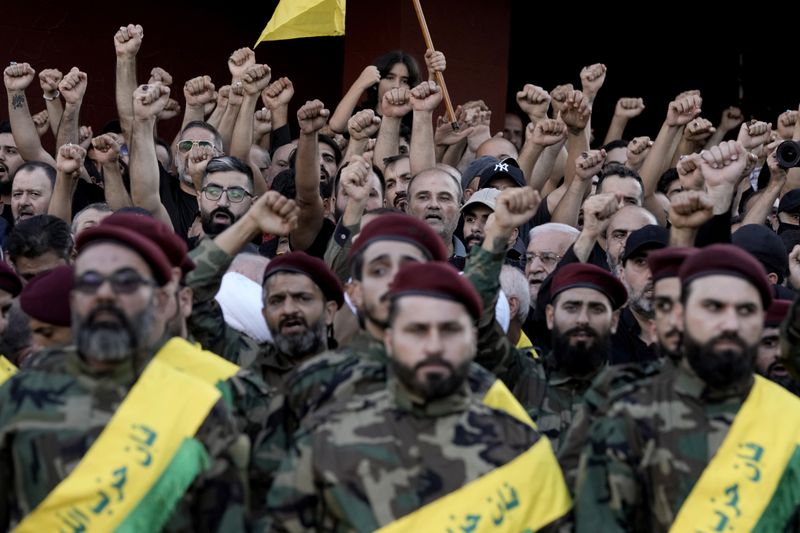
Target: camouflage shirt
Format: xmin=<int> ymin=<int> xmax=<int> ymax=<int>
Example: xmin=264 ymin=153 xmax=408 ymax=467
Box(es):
xmin=186 ymin=237 xmax=298 ymax=388
xmin=264 ymin=375 xmax=544 ymax=532
xmin=0 ymin=346 xmax=246 ymax=532
xmin=574 ymin=360 xmax=753 ymax=532
xmin=558 ymin=358 xmax=670 ymax=492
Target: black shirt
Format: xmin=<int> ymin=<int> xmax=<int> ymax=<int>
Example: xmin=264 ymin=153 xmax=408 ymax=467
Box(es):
xmin=609 ymin=307 xmax=657 ymax=365
xmin=158 ymin=164 xmax=198 ymax=241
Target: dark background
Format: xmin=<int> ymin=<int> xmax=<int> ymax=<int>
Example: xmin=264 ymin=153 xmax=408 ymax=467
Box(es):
xmin=1 ymin=1 xmax=796 ymax=149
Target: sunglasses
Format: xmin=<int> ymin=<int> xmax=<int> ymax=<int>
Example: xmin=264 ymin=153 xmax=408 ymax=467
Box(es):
xmin=74 ymin=269 xmax=155 ymax=295
xmin=177 ymin=139 xmax=217 ymax=153
xmin=201 ymin=185 xmax=253 ymax=203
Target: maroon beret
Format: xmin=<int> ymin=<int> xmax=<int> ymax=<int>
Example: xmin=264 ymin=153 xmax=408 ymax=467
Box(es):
xmin=388 ymin=261 xmax=482 ymax=320
xmin=647 ymin=247 xmax=699 ymax=282
xmin=76 ymin=225 xmax=173 ymax=287
xmin=349 ymin=213 xmax=448 ymax=262
xmin=765 ymin=299 xmax=791 ymax=327
xmin=20 ymin=265 xmax=72 ymax=327
xmin=264 ymin=251 xmax=343 ymax=308
xmin=550 ymin=263 xmax=628 ymax=310
xmin=678 ymin=244 xmax=773 ymax=308
xmin=103 ymin=212 xmax=195 ymax=275
xmin=0 ymin=262 xmax=22 ymax=297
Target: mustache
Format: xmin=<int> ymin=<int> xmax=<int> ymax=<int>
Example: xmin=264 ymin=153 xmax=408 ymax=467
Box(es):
xmin=210 ymin=206 xmax=235 ymax=219
xmin=413 ymin=355 xmax=454 ymax=373
xmin=86 ymin=304 xmax=130 ymax=329
xmin=708 ymin=332 xmax=748 ymax=350
xmin=563 ymin=326 xmax=599 ymax=339
xmin=279 ymin=314 xmax=308 ymax=329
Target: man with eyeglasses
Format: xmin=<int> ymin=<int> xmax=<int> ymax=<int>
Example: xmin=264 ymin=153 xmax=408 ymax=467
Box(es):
xmin=0 ymin=212 xmax=248 ymax=531
xmin=197 ymin=156 xmax=255 ymax=241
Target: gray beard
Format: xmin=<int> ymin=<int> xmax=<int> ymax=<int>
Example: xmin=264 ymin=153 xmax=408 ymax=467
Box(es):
xmin=74 ymin=301 xmax=155 ymax=363
xmin=271 ymin=317 xmax=327 ymax=361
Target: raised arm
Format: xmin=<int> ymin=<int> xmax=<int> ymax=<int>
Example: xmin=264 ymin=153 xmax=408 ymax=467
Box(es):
xmin=520 ymin=118 xmax=567 ymax=191
xmin=704 ymin=106 xmax=743 ymax=149
xmin=262 ymin=77 xmax=294 ymax=140
xmin=181 ymin=75 xmax=216 ymax=130
xmin=113 ymin=24 xmax=143 ymax=143
xmin=48 ymin=143 xmax=86 ymax=222
xmin=343 ymin=109 xmax=381 ymax=162
xmin=552 ymin=149 xmax=606 ymax=227
xmin=559 ymin=89 xmax=592 ymax=190
xmin=573 ymin=193 xmax=622 ymax=263
xmin=38 ymin=69 xmax=63 ymax=136
xmin=232 ymin=63 xmax=272 ymax=196
xmin=130 ymin=83 xmax=173 ymax=227
xmin=4 ymin=63 xmax=55 ymax=165
xmin=55 ymin=67 xmax=88 ymax=149
xmin=409 ymin=80 xmax=443 ymax=175
xmin=373 ymin=87 xmax=411 ymax=173
xmin=91 ymin=133 xmax=133 ymax=210
xmin=603 ymin=97 xmax=645 ymax=145
xmin=668 ymin=190 xmax=714 ymax=246
xmin=290 ymin=99 xmax=329 ymax=251
xmin=328 ymin=65 xmax=380 ymax=133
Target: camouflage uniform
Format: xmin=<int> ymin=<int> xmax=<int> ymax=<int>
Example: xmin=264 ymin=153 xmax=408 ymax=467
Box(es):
xmin=465 ymin=245 xmax=595 ymax=445
xmin=558 ymin=358 xmax=670 ymax=491
xmin=0 ymin=346 xmax=246 ymax=532
xmin=574 ymin=360 xmax=753 ymax=532
xmin=264 ymin=375 xmax=545 ymax=532
xmin=186 ymin=238 xmax=298 ymax=388
xmin=780 ymin=297 xmax=800 ymax=380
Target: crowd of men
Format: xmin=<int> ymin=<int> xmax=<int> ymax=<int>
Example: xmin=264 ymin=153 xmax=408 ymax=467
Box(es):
xmin=0 ymin=20 xmax=799 ymax=532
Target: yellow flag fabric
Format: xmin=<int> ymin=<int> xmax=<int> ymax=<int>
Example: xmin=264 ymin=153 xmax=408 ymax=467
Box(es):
xmin=482 ymin=379 xmax=537 ymax=429
xmin=671 ymin=375 xmax=800 ymax=532
xmin=15 ymin=357 xmax=221 ymax=532
xmin=0 ymin=355 xmax=17 ymax=386
xmin=155 ymin=337 xmax=239 ymax=385
xmin=255 ymin=0 xmax=345 ymax=45
xmin=376 ymin=438 xmax=572 ymax=532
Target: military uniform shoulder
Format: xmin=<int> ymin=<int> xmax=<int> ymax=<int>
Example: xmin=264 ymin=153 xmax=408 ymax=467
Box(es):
xmin=300 ymin=386 xmax=389 ymax=434
xmin=21 ymin=346 xmax=74 ymax=373
xmin=286 ymin=349 xmax=365 ymax=387
xmin=467 ymin=398 xmax=543 ymax=442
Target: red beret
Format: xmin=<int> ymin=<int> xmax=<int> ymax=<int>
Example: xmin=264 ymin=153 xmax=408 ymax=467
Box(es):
xmin=765 ymin=299 xmax=792 ymax=327
xmin=349 ymin=213 xmax=448 ymax=262
xmin=647 ymin=247 xmax=699 ymax=282
xmin=20 ymin=265 xmax=72 ymax=327
xmin=103 ymin=212 xmax=195 ymax=275
xmin=550 ymin=263 xmax=628 ymax=310
xmin=264 ymin=252 xmax=343 ymax=308
xmin=0 ymin=262 xmax=22 ymax=297
xmin=678 ymin=244 xmax=773 ymax=308
xmin=388 ymin=262 xmax=482 ymax=320
xmin=76 ymin=225 xmax=173 ymax=287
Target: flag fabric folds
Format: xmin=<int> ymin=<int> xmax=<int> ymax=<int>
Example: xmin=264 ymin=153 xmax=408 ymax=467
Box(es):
xmin=255 ymin=0 xmax=346 ymax=46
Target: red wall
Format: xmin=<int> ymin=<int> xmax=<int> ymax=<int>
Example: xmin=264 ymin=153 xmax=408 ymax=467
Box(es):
xmin=0 ymin=1 xmax=510 ymax=144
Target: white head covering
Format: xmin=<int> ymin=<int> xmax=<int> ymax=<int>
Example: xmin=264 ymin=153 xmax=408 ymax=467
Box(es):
xmin=214 ymin=272 xmax=272 ymax=344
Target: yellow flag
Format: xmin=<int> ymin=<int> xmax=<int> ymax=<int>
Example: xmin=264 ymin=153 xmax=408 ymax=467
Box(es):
xmin=255 ymin=0 xmax=345 ymax=46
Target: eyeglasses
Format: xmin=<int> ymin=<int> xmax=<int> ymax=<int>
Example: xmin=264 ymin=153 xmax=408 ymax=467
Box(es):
xmin=201 ymin=185 xmax=253 ymax=203
xmin=177 ymin=139 xmax=217 ymax=153
xmin=74 ymin=269 xmax=155 ymax=295
xmin=525 ymin=252 xmax=561 ymax=267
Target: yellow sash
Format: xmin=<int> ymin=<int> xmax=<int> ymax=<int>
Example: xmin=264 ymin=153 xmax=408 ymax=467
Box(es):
xmin=482 ymin=379 xmax=537 ymax=429
xmin=377 ymin=437 xmax=572 ymax=532
xmin=14 ymin=352 xmax=223 ymax=532
xmin=154 ymin=337 xmax=240 ymax=385
xmin=671 ymin=375 xmax=800 ymax=532
xmin=0 ymin=355 xmax=17 ymax=385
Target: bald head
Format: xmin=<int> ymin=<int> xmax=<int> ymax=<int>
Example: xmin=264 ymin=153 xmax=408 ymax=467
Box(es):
xmin=476 ymin=137 xmax=519 ymax=160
